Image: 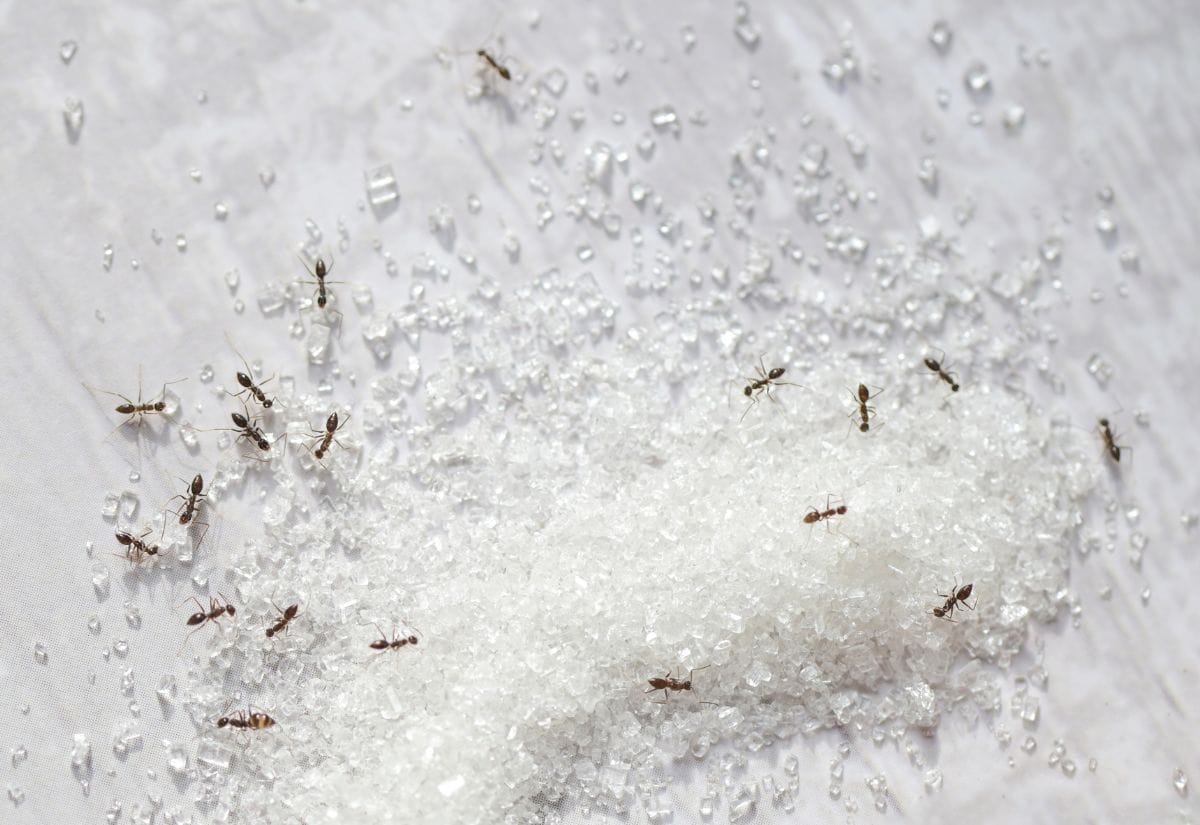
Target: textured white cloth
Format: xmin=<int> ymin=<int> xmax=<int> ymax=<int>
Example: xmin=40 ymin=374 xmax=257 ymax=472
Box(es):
xmin=1 ymin=1 xmax=1198 ymax=823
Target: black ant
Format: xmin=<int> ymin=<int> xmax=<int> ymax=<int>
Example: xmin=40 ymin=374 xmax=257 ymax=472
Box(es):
xmin=85 ymin=371 xmax=184 ymax=435
xmin=1098 ymin=417 xmax=1127 ymax=463
xmin=306 ymin=411 xmax=349 ymax=461
xmin=225 ymin=336 xmax=276 ymax=409
xmin=265 ymin=600 xmax=300 ymax=638
xmin=803 ymin=496 xmax=847 ymax=525
xmin=167 ymin=473 xmax=209 ymax=547
xmin=931 ymin=581 xmax=975 ymax=621
xmin=216 ymin=704 xmax=276 ymax=731
xmin=367 ymin=622 xmax=420 ymax=653
xmin=298 ymin=255 xmax=344 ymax=331
xmin=923 ymin=349 xmax=960 ymax=392
xmin=477 ymin=48 xmax=511 ymax=80
xmin=645 ymin=665 xmax=718 ymax=705
xmin=114 ymin=528 xmax=161 ymax=565
xmin=848 ymin=383 xmax=882 ymax=432
xmin=739 ymin=357 xmax=802 ymax=421
xmin=227 ymin=407 xmax=271 ymax=452
xmin=181 ymin=593 xmax=237 ymax=647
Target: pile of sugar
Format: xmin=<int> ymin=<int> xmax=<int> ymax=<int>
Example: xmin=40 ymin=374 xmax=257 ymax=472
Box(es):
xmin=183 ymin=267 xmax=1098 ymax=823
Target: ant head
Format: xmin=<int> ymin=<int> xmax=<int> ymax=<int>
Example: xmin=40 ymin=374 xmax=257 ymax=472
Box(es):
xmin=153 ymin=401 xmax=167 ymax=411
xmin=217 ymin=717 xmax=229 ymax=728
xmin=859 ymin=422 xmax=869 ymax=433
xmin=681 ymin=679 xmax=692 ymax=690
xmin=265 ymin=627 xmax=276 ymax=638
xmin=225 ymin=605 xmax=237 ymax=616
xmin=406 ymin=635 xmax=419 ymax=645
xmin=231 ymin=411 xmax=249 ymax=428
xmin=1098 ymin=417 xmax=1110 ymax=428
xmin=257 ymin=437 xmax=270 ymax=451
xmin=932 ymin=606 xmax=946 ymax=618
xmin=768 ymin=367 xmax=786 ymax=380
xmin=263 ymin=398 xmax=274 ymax=408
xmin=743 ymin=385 xmax=753 ymax=397
xmin=950 ymin=383 xmax=960 ymax=392
xmin=317 ymin=295 xmax=327 ymax=308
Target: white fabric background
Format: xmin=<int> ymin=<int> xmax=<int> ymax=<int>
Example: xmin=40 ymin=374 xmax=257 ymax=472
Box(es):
xmin=1 ymin=1 xmax=1198 ymax=823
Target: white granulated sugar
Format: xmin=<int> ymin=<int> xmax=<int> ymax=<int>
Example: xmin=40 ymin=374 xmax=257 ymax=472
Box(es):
xmin=184 ymin=263 xmax=1098 ymax=822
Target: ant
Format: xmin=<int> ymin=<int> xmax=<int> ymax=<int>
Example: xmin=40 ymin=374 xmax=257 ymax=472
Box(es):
xmin=803 ymin=496 xmax=847 ymax=525
xmin=265 ymin=600 xmax=300 ymax=638
xmin=645 ymin=665 xmax=718 ymax=705
xmin=307 ymin=411 xmax=349 ymax=461
xmin=931 ymin=581 xmax=975 ymax=621
xmin=228 ymin=407 xmax=271 ymax=452
xmin=848 ymin=383 xmax=882 ymax=432
xmin=1098 ymin=417 xmax=1127 ymax=463
xmin=167 ymin=473 xmax=209 ymax=545
xmin=114 ymin=528 xmax=161 ymax=565
xmin=180 ymin=593 xmax=237 ymax=648
xmin=225 ymin=335 xmax=276 ymax=410
xmin=85 ymin=371 xmax=184 ymax=435
xmin=298 ymin=255 xmax=344 ymax=330
xmin=923 ymin=349 xmax=960 ymax=392
xmin=367 ymin=622 xmax=420 ymax=653
xmin=216 ymin=704 xmax=276 ymax=731
xmin=477 ymin=48 xmax=511 ymax=81
xmin=739 ymin=356 xmax=802 ymax=421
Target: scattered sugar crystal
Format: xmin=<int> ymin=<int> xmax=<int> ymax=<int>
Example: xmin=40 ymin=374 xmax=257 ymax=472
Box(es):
xmin=33 ymin=643 xmax=47 ymax=665
xmin=63 ymin=97 xmax=84 ymax=142
xmin=928 ymin=21 xmax=952 ymax=53
xmin=1174 ymin=768 xmax=1188 ymax=795
xmin=91 ymin=564 xmax=110 ymax=599
xmin=365 ymin=165 xmax=400 ymax=217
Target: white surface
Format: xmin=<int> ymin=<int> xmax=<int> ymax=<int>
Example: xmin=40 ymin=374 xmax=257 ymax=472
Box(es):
xmin=1 ymin=1 xmax=1199 ymax=823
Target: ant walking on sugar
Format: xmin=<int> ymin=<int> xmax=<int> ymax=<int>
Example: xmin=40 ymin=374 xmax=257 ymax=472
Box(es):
xmin=645 ymin=665 xmax=718 ymax=705
xmin=848 ymin=383 xmax=883 ymax=433
xmin=180 ymin=593 xmax=237 ymax=648
xmin=265 ymin=600 xmax=300 ymax=638
xmin=923 ymin=348 xmax=960 ymax=393
xmin=216 ymin=703 xmax=276 ymax=731
xmin=367 ymin=622 xmax=421 ymax=654
xmin=306 ymin=411 xmax=349 ymax=462
xmin=931 ymin=580 xmax=975 ymax=621
xmin=803 ymin=495 xmax=848 ymax=526
xmin=739 ymin=356 xmax=802 ymax=422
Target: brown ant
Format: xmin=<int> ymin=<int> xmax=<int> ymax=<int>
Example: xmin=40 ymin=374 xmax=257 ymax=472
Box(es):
xmin=923 ymin=349 xmax=960 ymax=392
xmin=307 ymin=411 xmax=349 ymax=461
xmin=225 ymin=336 xmax=276 ymax=409
xmin=216 ymin=704 xmax=276 ymax=731
xmin=848 ymin=383 xmax=882 ymax=432
xmin=645 ymin=665 xmax=718 ymax=705
xmin=227 ymin=406 xmax=271 ymax=452
xmin=803 ymin=496 xmax=847 ymax=525
xmin=85 ymin=371 xmax=184 ymax=435
xmin=180 ymin=593 xmax=237 ymax=648
xmin=298 ymin=255 xmax=344 ymax=330
xmin=114 ymin=528 xmax=161 ymax=565
xmin=739 ymin=356 xmax=802 ymax=421
xmin=1098 ymin=417 xmax=1127 ymax=463
xmin=265 ymin=600 xmax=300 ymax=638
xmin=167 ymin=473 xmax=209 ymax=547
xmin=931 ymin=581 xmax=975 ymax=621
xmin=367 ymin=622 xmax=420 ymax=653
xmin=477 ymin=48 xmax=511 ymax=80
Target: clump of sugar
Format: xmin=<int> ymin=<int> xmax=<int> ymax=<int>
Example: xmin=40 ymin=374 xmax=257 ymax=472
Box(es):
xmin=184 ymin=267 xmax=1098 ymax=823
